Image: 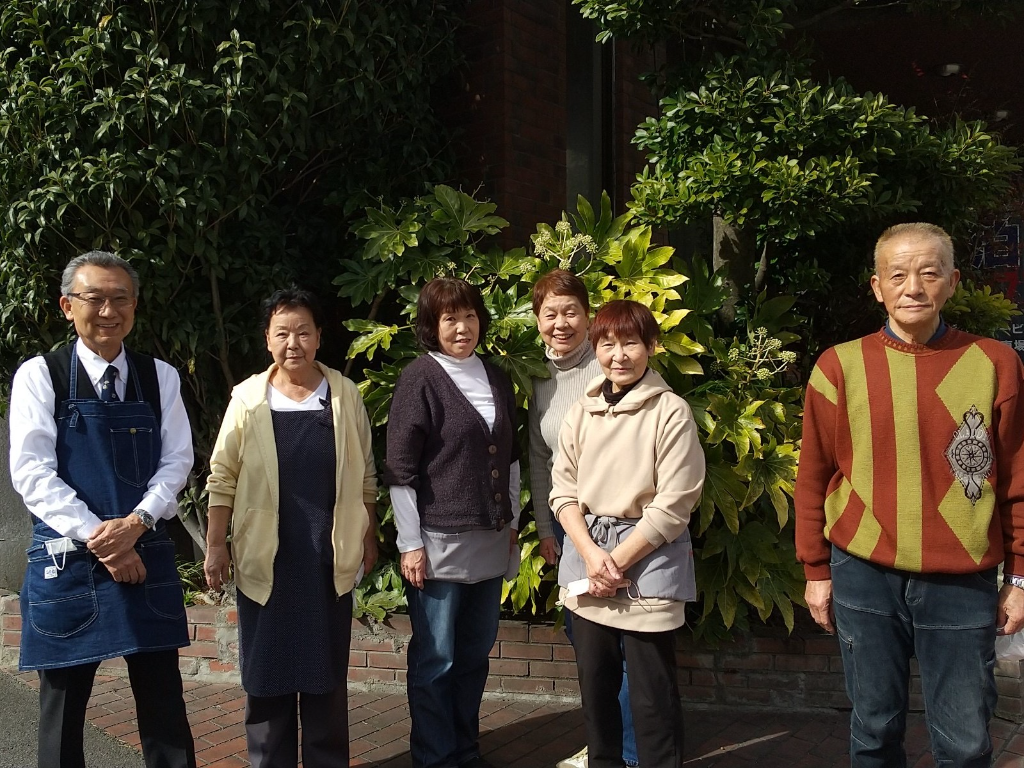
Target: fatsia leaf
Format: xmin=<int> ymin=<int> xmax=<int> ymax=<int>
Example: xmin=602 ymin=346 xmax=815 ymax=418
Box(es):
xmin=699 ymin=446 xmax=747 ymax=535
xmin=343 ymin=319 xmax=401 ymax=361
xmin=736 ymin=440 xmax=798 ymax=527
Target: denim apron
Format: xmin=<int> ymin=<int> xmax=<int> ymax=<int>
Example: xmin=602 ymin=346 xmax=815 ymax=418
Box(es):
xmin=19 ymin=345 xmax=189 ymax=670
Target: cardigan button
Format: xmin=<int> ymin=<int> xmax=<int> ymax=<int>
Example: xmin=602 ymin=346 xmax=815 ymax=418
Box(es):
xmin=491 ymin=469 xmax=500 ymax=479
xmin=494 ymin=493 xmax=502 ymax=502
xmin=488 ymin=445 xmax=497 ymax=455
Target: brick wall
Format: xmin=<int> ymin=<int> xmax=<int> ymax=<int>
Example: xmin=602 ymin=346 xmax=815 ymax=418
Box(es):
xmin=5 ymin=591 xmax=1024 ymax=720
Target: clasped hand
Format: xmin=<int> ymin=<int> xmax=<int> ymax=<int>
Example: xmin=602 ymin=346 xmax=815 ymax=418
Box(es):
xmin=583 ymin=545 xmax=625 ymax=598
xmin=87 ymin=517 xmax=147 ymax=584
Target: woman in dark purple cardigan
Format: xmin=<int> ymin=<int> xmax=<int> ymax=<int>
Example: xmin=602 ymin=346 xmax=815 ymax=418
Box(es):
xmin=385 ymin=278 xmax=521 ymax=768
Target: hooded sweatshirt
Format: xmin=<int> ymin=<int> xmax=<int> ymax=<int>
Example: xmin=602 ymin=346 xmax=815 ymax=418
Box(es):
xmin=549 ymin=369 xmax=706 ymax=631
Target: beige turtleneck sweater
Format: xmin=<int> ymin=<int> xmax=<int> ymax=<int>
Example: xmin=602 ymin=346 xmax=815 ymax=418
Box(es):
xmin=528 ymin=341 xmax=603 ymax=539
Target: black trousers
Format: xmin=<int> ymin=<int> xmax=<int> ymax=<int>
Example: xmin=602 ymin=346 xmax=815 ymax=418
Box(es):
xmin=37 ymin=648 xmax=196 ymax=768
xmin=244 ymin=685 xmax=350 ymax=768
xmin=572 ymin=615 xmax=684 ymax=768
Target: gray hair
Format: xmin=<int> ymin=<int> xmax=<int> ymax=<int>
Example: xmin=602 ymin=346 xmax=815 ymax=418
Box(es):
xmin=874 ymin=223 xmax=955 ymax=274
xmin=61 ymin=251 xmax=140 ymax=297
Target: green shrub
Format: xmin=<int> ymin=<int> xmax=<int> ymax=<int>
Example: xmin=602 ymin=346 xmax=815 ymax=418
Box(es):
xmin=340 ymin=189 xmax=805 ymax=637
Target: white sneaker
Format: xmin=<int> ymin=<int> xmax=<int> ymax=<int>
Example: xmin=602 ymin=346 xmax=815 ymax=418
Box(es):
xmin=556 ymin=746 xmax=588 ymax=768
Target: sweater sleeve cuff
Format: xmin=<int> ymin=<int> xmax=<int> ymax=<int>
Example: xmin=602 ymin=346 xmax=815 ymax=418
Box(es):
xmin=1005 ymin=554 xmax=1024 ymax=577
xmin=635 ymin=517 xmax=668 ymax=549
xmin=803 ymin=562 xmax=832 ymax=581
xmin=207 ymin=491 xmax=235 ymax=509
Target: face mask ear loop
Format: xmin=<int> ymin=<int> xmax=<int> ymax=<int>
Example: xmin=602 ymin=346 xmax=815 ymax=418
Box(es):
xmin=626 ymin=581 xmax=653 ymax=611
xmin=50 ymin=548 xmax=67 ymax=572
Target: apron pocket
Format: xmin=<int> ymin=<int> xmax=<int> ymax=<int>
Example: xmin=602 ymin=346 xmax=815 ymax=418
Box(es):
xmin=26 ymin=549 xmax=98 ymax=638
xmin=138 ymin=540 xmax=186 ymax=620
xmin=109 ymin=427 xmax=154 ymax=487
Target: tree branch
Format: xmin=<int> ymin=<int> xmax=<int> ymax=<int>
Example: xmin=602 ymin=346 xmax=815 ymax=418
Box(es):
xmin=208 ymin=266 xmax=235 ymax=389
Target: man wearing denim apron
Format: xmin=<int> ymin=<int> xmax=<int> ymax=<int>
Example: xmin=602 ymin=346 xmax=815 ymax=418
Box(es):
xmin=9 ymin=251 xmax=197 ymax=768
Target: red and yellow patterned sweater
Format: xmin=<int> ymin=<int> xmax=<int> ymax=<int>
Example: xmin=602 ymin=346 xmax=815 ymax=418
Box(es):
xmin=795 ymin=328 xmax=1024 ymax=581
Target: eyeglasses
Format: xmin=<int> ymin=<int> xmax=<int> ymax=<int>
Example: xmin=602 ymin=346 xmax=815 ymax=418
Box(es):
xmin=66 ymin=293 xmax=135 ymax=309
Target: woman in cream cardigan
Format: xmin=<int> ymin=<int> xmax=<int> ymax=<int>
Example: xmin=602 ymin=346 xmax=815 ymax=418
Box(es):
xmin=550 ymin=300 xmax=705 ymax=768
xmin=203 ymin=288 xmax=377 ymax=768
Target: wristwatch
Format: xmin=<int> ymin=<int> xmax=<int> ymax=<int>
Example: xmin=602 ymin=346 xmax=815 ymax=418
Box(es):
xmin=1005 ymin=573 xmax=1024 ymax=590
xmin=131 ymin=508 xmax=156 ymax=529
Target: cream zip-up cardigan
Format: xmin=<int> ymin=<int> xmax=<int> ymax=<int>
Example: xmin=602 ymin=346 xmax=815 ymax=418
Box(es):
xmin=549 ymin=370 xmax=705 ymax=631
xmin=206 ymin=362 xmax=377 ymax=605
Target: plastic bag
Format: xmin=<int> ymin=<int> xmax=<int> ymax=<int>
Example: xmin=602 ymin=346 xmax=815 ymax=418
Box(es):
xmin=995 ymin=631 xmax=1024 ymax=662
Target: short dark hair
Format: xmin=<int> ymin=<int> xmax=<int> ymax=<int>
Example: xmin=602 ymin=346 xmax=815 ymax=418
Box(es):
xmin=531 ymin=269 xmax=590 ymax=315
xmin=416 ymin=278 xmax=490 ymax=352
xmin=589 ymin=300 xmax=659 ymax=348
xmin=261 ymin=287 xmax=324 ymax=331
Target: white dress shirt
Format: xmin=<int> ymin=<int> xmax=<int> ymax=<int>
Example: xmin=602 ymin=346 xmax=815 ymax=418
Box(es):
xmin=9 ymin=338 xmax=195 ymax=541
xmin=391 ymin=352 xmax=521 ymax=553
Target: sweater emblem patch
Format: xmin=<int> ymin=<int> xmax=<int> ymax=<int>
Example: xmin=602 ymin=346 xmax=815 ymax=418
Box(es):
xmin=945 ymin=405 xmax=993 ymax=505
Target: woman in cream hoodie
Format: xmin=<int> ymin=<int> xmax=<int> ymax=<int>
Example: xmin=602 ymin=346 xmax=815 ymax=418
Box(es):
xmin=550 ymin=300 xmax=705 ymax=768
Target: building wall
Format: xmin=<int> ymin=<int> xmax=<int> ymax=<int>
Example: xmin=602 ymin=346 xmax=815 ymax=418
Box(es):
xmin=442 ymin=0 xmax=658 ymax=247
xmin=0 ymin=416 xmax=29 ymax=592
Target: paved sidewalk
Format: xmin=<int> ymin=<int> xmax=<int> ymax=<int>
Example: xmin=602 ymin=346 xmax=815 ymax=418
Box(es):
xmin=5 ymin=667 xmax=1024 ymax=767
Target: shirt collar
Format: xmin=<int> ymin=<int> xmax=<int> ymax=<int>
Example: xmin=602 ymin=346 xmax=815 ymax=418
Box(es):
xmin=883 ymin=317 xmax=948 ymax=345
xmin=75 ymin=338 xmax=127 ymax=388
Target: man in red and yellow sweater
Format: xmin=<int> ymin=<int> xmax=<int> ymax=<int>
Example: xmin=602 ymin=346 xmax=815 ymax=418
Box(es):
xmin=796 ymin=222 xmax=1024 ymax=767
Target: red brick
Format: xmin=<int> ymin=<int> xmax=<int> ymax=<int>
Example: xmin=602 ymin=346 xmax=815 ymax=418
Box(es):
xmin=552 ymin=645 xmax=576 ymax=662
xmin=495 ymin=622 xmax=529 ymax=642
xmin=528 ymin=625 xmax=570 ymax=645
xmin=186 ymin=606 xmax=219 ymax=624
xmin=803 ymin=636 xmax=841 ymax=655
xmin=2 ymin=630 xmax=21 ymax=648
xmin=366 ymin=651 xmax=406 ymax=670
xmin=775 ymin=654 xmax=830 ymax=672
xmin=223 ymin=610 xmax=237 ymax=624
xmin=500 ymin=641 xmax=552 ymax=660
xmin=488 ymin=659 xmax=529 ymax=677
xmin=180 ymin=642 xmax=218 ymax=658
xmin=349 ymin=650 xmax=367 ymax=667
xmin=208 ymin=661 xmax=237 ymax=673
xmin=383 ymin=614 xmax=412 ymax=634
xmin=690 ymin=670 xmax=716 ymax=687
xmin=675 ymin=652 xmax=715 ymax=669
xmin=1 ymin=615 xmax=22 ymax=631
xmin=195 ymin=625 xmax=218 ymax=642
xmin=720 ymin=653 xmax=773 ymax=671
xmin=528 ymin=661 xmax=577 ymax=679
xmin=752 ymin=636 xmax=800 ymax=654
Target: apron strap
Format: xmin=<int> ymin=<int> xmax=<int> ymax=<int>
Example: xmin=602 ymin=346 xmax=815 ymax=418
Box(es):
xmin=41 ymin=344 xmax=163 ymax=427
xmin=42 ymin=345 xmax=97 ymax=415
xmin=125 ymin=349 xmax=162 ymax=426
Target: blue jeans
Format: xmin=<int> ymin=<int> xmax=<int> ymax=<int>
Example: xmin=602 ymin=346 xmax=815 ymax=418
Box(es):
xmin=556 ymin=520 xmax=638 ymax=766
xmin=830 ymin=546 xmax=998 ymax=768
xmin=406 ymin=576 xmax=503 ymax=768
